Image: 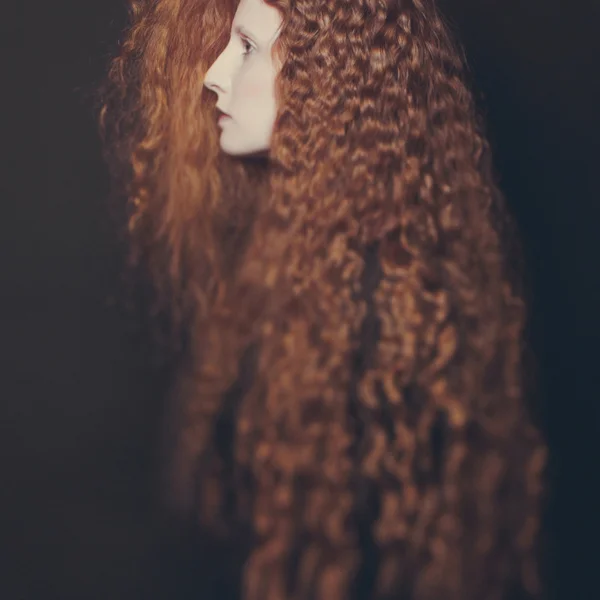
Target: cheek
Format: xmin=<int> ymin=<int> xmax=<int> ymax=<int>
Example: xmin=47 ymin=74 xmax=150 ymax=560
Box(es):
xmin=235 ymin=65 xmax=275 ymax=104
xmin=240 ymin=79 xmax=267 ymax=98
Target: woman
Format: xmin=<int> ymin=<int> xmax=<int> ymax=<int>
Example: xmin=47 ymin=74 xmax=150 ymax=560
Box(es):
xmin=100 ymin=0 xmax=547 ymax=598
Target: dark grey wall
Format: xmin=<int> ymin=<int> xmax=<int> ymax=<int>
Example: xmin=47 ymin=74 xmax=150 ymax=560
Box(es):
xmin=2 ymin=1 xmax=598 ymax=598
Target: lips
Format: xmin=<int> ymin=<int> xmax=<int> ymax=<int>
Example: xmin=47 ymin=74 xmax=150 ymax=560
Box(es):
xmin=216 ymin=108 xmax=231 ymax=120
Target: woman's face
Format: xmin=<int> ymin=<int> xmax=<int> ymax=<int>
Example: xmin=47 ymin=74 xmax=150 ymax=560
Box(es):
xmin=203 ymin=0 xmax=283 ymax=157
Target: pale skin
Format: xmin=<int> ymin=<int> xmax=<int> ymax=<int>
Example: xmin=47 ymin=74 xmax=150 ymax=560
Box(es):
xmin=203 ymin=0 xmax=283 ymax=157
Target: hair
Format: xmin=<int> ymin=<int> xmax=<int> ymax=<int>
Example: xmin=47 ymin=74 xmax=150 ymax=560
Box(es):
xmin=99 ymin=1 xmax=547 ymax=599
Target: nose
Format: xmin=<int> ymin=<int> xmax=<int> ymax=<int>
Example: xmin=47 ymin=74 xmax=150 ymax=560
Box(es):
xmin=203 ymin=66 xmax=223 ymax=96
xmin=203 ymin=50 xmax=230 ymax=96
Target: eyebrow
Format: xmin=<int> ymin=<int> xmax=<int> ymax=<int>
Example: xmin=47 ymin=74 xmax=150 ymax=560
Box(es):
xmin=233 ymin=25 xmax=256 ymax=42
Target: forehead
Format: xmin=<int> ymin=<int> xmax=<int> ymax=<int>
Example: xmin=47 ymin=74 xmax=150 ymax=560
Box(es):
xmin=233 ymin=0 xmax=282 ymax=44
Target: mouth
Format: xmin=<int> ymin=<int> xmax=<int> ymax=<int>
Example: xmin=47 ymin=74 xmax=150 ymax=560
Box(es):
xmin=216 ymin=108 xmax=231 ymax=122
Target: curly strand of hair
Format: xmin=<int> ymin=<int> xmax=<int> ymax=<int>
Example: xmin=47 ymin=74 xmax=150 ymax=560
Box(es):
xmin=230 ymin=2 xmax=412 ymax=599
xmin=349 ymin=4 xmax=545 ymax=599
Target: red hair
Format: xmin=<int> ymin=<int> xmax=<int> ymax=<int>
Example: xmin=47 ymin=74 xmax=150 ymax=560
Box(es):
xmin=100 ymin=1 xmax=546 ymax=599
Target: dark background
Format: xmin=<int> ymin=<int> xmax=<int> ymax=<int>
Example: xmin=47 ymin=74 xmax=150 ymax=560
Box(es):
xmin=2 ymin=1 xmax=599 ymax=598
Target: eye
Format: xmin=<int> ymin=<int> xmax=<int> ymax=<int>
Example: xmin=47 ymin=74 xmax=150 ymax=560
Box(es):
xmin=241 ymin=38 xmax=255 ymax=57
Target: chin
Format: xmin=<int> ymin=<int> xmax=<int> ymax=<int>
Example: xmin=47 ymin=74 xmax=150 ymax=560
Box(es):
xmin=219 ymin=134 xmax=270 ymax=158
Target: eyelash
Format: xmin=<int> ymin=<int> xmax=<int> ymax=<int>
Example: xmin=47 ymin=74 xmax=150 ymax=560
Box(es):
xmin=241 ymin=38 xmax=255 ymax=57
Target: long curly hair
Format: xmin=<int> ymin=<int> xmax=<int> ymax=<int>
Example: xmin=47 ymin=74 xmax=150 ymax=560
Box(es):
xmin=100 ymin=1 xmax=547 ymax=599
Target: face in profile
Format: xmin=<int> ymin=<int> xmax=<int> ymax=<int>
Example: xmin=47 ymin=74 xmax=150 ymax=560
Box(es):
xmin=203 ymin=0 xmax=283 ymax=157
